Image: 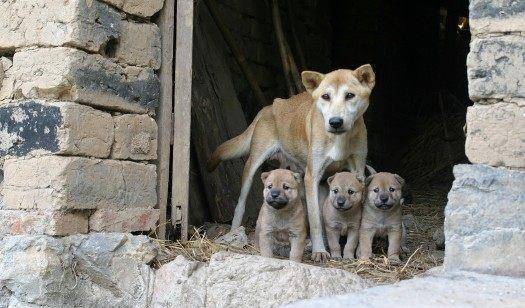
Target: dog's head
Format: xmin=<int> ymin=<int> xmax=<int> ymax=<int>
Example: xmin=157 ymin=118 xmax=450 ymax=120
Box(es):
xmin=261 ymin=169 xmax=302 ymax=209
xmin=365 ymin=172 xmax=405 ymax=211
xmin=326 ymin=172 xmax=364 ymax=211
xmin=301 ymin=65 xmax=375 ymax=135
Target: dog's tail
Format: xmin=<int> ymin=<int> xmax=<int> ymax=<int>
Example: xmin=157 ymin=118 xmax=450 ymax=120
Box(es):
xmin=206 ymin=112 xmax=261 ymax=172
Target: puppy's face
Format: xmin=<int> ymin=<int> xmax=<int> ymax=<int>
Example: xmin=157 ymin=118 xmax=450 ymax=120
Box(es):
xmin=366 ymin=172 xmax=405 ymax=211
xmin=261 ymin=169 xmax=302 ymax=210
xmin=301 ymin=65 xmax=375 ymax=135
xmin=327 ymin=172 xmax=364 ymax=211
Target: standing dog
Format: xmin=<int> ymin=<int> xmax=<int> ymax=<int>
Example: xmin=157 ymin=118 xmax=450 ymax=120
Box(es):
xmin=255 ymin=169 xmax=307 ymax=262
xmin=358 ymin=172 xmax=405 ymax=263
xmin=208 ymin=66 xmax=375 ymax=261
xmin=323 ymin=172 xmax=364 ymax=260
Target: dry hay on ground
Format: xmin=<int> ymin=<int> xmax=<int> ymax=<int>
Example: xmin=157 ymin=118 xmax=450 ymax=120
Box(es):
xmin=153 ymin=188 xmax=446 ymax=285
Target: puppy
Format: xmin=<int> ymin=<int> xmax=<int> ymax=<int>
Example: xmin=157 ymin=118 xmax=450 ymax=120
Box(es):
xmin=255 ymin=169 xmax=307 ymax=262
xmin=323 ymin=172 xmax=364 ymax=260
xmin=358 ymin=172 xmax=405 ymax=263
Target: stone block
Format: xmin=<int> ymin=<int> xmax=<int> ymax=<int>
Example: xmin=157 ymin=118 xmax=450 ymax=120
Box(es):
xmin=0 ymin=57 xmax=13 ymax=101
xmin=444 ymin=164 xmax=525 ymax=277
xmin=0 ymin=233 xmax=157 ymax=307
xmin=468 ymin=36 xmax=525 ymax=101
xmin=89 ymin=208 xmax=159 ymax=232
xmin=465 ymin=102 xmax=525 ymax=168
xmin=469 ymin=0 xmax=525 ymax=35
xmin=0 ymin=0 xmax=161 ymax=68
xmin=3 ymin=156 xmax=157 ymax=210
xmin=112 ymin=114 xmax=158 ymax=160
xmin=0 ymin=100 xmax=113 ymax=158
xmin=11 ymin=47 xmax=160 ymax=114
xmin=0 ymin=210 xmax=88 ymax=236
xmin=100 ymin=0 xmax=164 ymax=18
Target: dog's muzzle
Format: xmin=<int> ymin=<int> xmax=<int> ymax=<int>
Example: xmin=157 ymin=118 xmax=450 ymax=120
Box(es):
xmin=375 ymin=202 xmax=394 ymax=210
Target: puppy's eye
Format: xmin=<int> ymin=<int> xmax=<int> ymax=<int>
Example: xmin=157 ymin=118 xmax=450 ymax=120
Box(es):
xmin=332 ymin=188 xmax=339 ymax=194
xmin=283 ymin=184 xmax=290 ymax=190
xmin=389 ymin=187 xmax=395 ymax=192
xmin=345 ymin=92 xmax=355 ymax=100
xmin=348 ymin=189 xmax=354 ymax=195
xmin=321 ymin=93 xmax=330 ymax=101
xmin=373 ymin=187 xmax=379 ymax=193
xmin=267 ymin=184 xmax=273 ymax=189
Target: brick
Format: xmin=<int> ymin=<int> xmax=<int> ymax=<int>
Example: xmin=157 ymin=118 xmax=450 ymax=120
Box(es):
xmin=467 ymin=36 xmax=525 ymax=101
xmin=465 ymin=103 xmax=525 ymax=168
xmin=0 ymin=100 xmax=113 ymax=158
xmin=89 ymin=208 xmax=159 ymax=232
xmin=3 ymin=156 xmax=157 ymax=210
xmin=11 ymin=47 xmax=160 ymax=113
xmin=0 ymin=0 xmax=161 ymax=68
xmin=444 ymin=164 xmax=525 ymax=277
xmin=469 ymin=0 xmax=525 ymax=35
xmin=112 ymin=114 xmax=158 ymax=160
xmin=0 ymin=209 xmax=88 ymax=236
xmin=100 ymin=0 xmax=164 ymax=18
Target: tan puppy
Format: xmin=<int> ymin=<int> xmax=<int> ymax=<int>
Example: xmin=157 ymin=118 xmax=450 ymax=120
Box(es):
xmin=255 ymin=169 xmax=307 ymax=262
xmin=323 ymin=172 xmax=364 ymax=260
xmin=358 ymin=172 xmax=405 ymax=263
xmin=208 ymin=66 xmax=375 ymax=261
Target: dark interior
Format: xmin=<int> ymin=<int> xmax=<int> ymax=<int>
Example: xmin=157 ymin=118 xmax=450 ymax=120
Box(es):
xmin=180 ymin=0 xmax=471 ymax=229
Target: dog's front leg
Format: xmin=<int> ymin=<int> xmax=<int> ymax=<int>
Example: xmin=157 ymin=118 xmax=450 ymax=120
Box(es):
xmin=358 ymin=228 xmax=375 ymax=260
xmin=305 ymin=164 xmax=329 ymax=262
xmin=349 ymin=153 xmax=367 ymax=180
xmin=259 ymin=230 xmax=274 ymax=259
xmin=289 ymin=231 xmax=306 ymax=262
xmin=343 ymin=228 xmax=359 ymax=260
xmin=387 ymin=228 xmax=402 ymax=264
xmin=326 ymin=228 xmax=342 ymax=260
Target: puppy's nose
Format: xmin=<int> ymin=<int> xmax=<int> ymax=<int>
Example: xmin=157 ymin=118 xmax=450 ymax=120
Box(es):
xmin=379 ymin=194 xmax=389 ymax=203
xmin=270 ymin=189 xmax=280 ymax=198
xmin=329 ymin=117 xmax=344 ymax=129
xmin=336 ymin=196 xmax=346 ymax=206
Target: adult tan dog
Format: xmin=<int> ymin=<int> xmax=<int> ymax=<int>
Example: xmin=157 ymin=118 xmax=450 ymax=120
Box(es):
xmin=323 ymin=172 xmax=364 ymax=260
xmin=255 ymin=169 xmax=307 ymax=262
xmin=208 ymin=65 xmax=375 ymax=261
xmin=358 ymin=172 xmax=405 ymax=264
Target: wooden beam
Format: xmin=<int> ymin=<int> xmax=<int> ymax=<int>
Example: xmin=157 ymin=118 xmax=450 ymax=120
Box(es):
xmin=155 ymin=0 xmax=175 ymax=239
xmin=172 ymin=0 xmax=194 ymax=242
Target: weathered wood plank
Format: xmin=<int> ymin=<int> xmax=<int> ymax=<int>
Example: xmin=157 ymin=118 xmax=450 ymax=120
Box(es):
xmin=155 ymin=0 xmax=175 ymax=239
xmin=172 ymin=0 xmax=194 ymax=241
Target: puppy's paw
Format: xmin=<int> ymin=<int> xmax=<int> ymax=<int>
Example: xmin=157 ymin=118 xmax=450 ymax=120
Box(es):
xmin=311 ymin=251 xmax=330 ymax=262
xmin=388 ymin=254 xmax=401 ymax=265
xmin=330 ymin=252 xmax=342 ymax=260
xmin=343 ymin=254 xmax=355 ymax=260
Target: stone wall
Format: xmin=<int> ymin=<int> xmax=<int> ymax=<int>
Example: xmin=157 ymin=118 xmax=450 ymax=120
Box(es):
xmin=0 ymin=0 xmax=163 ymax=237
xmin=444 ymin=0 xmax=525 ymax=277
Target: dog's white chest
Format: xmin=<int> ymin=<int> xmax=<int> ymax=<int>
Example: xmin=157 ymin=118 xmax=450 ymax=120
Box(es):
xmin=326 ymin=137 xmax=349 ymax=161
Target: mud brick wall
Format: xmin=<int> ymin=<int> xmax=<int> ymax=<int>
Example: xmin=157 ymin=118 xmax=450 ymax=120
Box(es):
xmin=444 ymin=0 xmax=525 ymax=277
xmin=0 ymin=0 xmax=164 ymax=237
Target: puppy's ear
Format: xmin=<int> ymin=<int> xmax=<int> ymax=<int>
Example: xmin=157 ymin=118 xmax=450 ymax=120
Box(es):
xmin=327 ymin=174 xmax=335 ymax=186
xmin=292 ymin=172 xmax=302 ymax=184
xmin=301 ymin=71 xmax=324 ymax=93
xmin=261 ymin=172 xmax=270 ymax=183
xmin=365 ymin=174 xmax=374 ymax=187
xmin=354 ymin=64 xmax=375 ymax=90
xmin=394 ymin=174 xmax=405 ymax=187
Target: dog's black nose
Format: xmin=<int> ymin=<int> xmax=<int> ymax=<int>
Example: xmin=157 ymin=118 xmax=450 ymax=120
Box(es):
xmin=336 ymin=196 xmax=346 ymax=206
xmin=379 ymin=194 xmax=389 ymax=203
xmin=270 ymin=190 xmax=280 ymax=198
xmin=329 ymin=117 xmax=344 ymax=129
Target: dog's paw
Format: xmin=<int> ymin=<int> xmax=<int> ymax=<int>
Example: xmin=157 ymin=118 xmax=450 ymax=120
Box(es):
xmin=330 ymin=252 xmax=342 ymax=260
xmin=311 ymin=251 xmax=330 ymax=262
xmin=343 ymin=254 xmax=356 ymax=261
xmin=388 ymin=254 xmax=401 ymax=265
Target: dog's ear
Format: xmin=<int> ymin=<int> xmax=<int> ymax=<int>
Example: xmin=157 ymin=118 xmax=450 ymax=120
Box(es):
xmin=301 ymin=71 xmax=324 ymax=93
xmin=261 ymin=171 xmax=270 ymax=183
xmin=354 ymin=64 xmax=375 ymax=90
xmin=292 ymin=172 xmax=302 ymax=184
xmin=326 ymin=174 xmax=335 ymax=186
xmin=364 ymin=174 xmax=374 ymax=187
xmin=394 ymin=174 xmax=405 ymax=187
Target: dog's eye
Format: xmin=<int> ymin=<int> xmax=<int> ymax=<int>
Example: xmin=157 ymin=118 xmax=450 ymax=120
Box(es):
xmin=389 ymin=187 xmax=395 ymax=192
xmin=332 ymin=188 xmax=339 ymax=194
xmin=373 ymin=187 xmax=379 ymax=193
xmin=321 ymin=93 xmax=330 ymax=101
xmin=348 ymin=189 xmax=354 ymax=195
xmin=267 ymin=184 xmax=272 ymax=189
xmin=283 ymin=184 xmax=290 ymax=190
xmin=345 ymin=92 xmax=355 ymax=100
